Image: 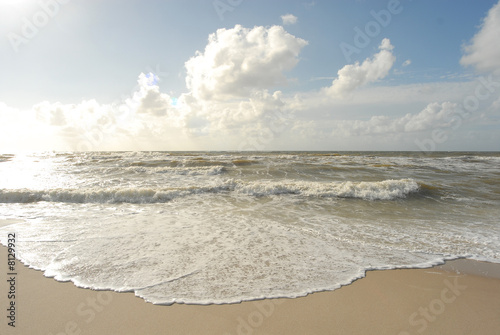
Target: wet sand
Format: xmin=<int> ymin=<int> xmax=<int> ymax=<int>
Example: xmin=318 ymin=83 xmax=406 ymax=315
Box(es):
xmin=1 ymin=245 xmax=499 ymax=335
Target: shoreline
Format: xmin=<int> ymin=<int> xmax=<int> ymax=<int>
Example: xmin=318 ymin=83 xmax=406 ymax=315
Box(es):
xmin=1 ymin=245 xmax=500 ymax=334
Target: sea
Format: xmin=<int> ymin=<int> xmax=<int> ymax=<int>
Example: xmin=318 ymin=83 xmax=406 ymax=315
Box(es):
xmin=0 ymin=151 xmax=499 ymax=305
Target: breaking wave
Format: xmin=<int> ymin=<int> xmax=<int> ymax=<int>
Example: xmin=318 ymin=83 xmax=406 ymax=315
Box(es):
xmin=0 ymin=179 xmax=420 ymax=203
xmin=235 ymin=178 xmax=420 ymax=200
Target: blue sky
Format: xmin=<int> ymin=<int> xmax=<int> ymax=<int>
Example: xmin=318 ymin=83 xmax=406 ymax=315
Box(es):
xmin=1 ymin=0 xmax=499 ymax=151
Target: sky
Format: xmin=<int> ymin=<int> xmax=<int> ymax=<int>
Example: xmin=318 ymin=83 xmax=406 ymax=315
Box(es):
xmin=1 ymin=0 xmax=499 ymax=152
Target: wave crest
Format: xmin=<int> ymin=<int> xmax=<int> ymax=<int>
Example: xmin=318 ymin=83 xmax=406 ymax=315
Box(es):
xmin=0 ymin=179 xmax=420 ymax=203
xmin=235 ymin=178 xmax=419 ymax=200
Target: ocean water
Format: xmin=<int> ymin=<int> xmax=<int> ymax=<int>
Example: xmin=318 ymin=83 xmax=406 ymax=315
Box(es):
xmin=0 ymin=151 xmax=499 ymax=305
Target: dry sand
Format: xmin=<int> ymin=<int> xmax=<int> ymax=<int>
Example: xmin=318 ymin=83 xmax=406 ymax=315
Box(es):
xmin=1 ymin=245 xmax=500 ymax=335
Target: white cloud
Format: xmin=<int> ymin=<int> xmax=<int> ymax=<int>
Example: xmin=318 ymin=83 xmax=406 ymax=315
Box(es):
xmin=2 ymin=18 xmax=500 ymax=152
xmin=185 ymin=25 xmax=308 ymax=101
xmin=127 ymin=73 xmax=173 ymax=116
xmin=324 ymin=38 xmax=396 ymax=97
xmin=175 ymin=24 xmax=309 ymax=147
xmin=172 ymin=89 xmax=290 ymax=147
xmin=461 ymin=0 xmax=500 ymax=74
xmin=212 ymin=90 xmax=284 ymax=128
xmin=320 ymin=102 xmax=466 ymax=139
xmin=281 ymin=14 xmax=298 ymax=25
xmin=290 ymin=78 xmax=481 ymax=117
xmin=285 ymin=101 xmax=469 ymax=150
xmin=0 ymin=73 xmax=186 ymax=151
xmin=289 ymin=101 xmax=460 ymax=135
xmin=69 ymin=22 xmax=307 ymax=150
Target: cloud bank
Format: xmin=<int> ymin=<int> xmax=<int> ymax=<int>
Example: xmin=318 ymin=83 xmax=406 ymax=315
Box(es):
xmin=2 ymin=0 xmax=500 ymax=152
xmin=1 ymin=25 xmax=308 ymax=151
xmin=331 ymin=102 xmax=462 ymax=136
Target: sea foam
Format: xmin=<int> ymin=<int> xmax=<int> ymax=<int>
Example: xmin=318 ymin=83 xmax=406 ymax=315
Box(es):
xmin=0 ymin=179 xmax=420 ymax=203
xmin=0 ymin=152 xmax=498 ymax=306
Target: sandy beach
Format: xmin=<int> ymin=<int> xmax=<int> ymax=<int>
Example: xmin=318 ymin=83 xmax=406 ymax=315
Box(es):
xmin=2 ymin=0 xmax=500 ymax=331
xmin=1 ymin=245 xmax=499 ymax=335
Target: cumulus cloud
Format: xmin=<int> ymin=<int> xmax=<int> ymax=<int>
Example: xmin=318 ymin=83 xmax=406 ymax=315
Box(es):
xmin=208 ymin=91 xmax=284 ymax=128
xmin=172 ymin=88 xmax=291 ymax=146
xmin=176 ymin=24 xmax=307 ymax=146
xmin=281 ymin=14 xmax=298 ymax=25
xmin=1 ymin=23 xmax=311 ymax=151
xmin=461 ymin=0 xmax=500 ymax=74
xmin=127 ymin=73 xmax=173 ymax=116
xmin=3 ymin=72 xmax=184 ymax=151
xmin=185 ymin=25 xmax=308 ymax=100
xmin=325 ymin=38 xmax=396 ymax=97
xmin=4 ymin=17 xmax=498 ymax=152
